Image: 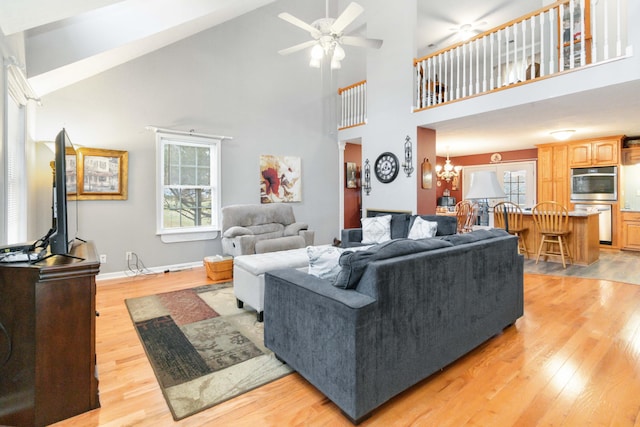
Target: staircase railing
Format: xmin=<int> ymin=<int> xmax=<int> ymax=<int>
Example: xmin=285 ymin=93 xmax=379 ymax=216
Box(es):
xmin=414 ymin=0 xmax=627 ymax=111
xmin=338 ymin=80 xmax=367 ymax=130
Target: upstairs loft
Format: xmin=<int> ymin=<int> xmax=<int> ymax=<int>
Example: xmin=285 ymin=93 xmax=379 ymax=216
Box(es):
xmin=338 ymin=0 xmax=636 ymax=140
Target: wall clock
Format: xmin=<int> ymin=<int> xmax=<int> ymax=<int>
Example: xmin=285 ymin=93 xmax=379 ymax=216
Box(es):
xmin=490 ymin=152 xmax=502 ymax=163
xmin=374 ymin=152 xmax=399 ymax=183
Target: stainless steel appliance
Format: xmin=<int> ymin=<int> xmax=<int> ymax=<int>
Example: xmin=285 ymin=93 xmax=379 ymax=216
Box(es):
xmin=570 ymin=166 xmax=617 ymax=201
xmin=574 ymin=204 xmax=612 ymax=245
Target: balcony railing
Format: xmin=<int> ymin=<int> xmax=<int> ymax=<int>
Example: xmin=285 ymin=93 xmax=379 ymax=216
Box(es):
xmin=338 ymin=80 xmax=367 ymax=130
xmin=414 ymin=0 xmax=627 ymax=110
xmin=337 ymin=0 xmax=628 ymax=129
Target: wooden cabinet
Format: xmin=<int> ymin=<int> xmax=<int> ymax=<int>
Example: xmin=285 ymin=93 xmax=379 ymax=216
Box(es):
xmin=623 ymin=147 xmax=640 ymax=165
xmin=0 ymin=242 xmax=100 ymax=427
xmin=568 ymin=137 xmax=621 ymax=167
xmin=622 ymin=212 xmax=640 ymax=251
xmin=538 ymin=144 xmax=569 ymax=206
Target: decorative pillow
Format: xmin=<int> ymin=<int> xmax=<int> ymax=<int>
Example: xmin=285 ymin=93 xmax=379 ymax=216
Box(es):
xmin=407 ymin=217 xmax=438 ymax=239
xmin=361 ymin=215 xmax=392 ymax=244
xmin=307 ymin=246 xmax=343 ymax=282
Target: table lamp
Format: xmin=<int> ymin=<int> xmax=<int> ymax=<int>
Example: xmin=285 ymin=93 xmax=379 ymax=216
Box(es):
xmin=465 ymin=171 xmax=506 ymax=226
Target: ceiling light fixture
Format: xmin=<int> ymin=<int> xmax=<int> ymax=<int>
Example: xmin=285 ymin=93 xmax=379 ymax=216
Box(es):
xmin=550 ymin=129 xmax=576 ymax=141
xmin=435 ymin=149 xmax=462 ymax=182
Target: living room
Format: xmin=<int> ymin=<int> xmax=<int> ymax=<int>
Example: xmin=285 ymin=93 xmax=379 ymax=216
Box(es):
xmin=2 ymin=0 xmax=640 ymax=425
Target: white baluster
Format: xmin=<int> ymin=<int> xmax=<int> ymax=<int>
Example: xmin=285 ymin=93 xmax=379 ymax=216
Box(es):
xmin=540 ymin=11 xmax=546 ymax=76
xmin=483 ymin=36 xmax=488 ymax=92
xmin=616 ymin=0 xmax=621 ymax=57
xmin=490 ymin=31 xmax=495 ymax=90
xmin=476 ymin=39 xmax=480 ymax=94
xmin=549 ymin=9 xmax=556 ymax=73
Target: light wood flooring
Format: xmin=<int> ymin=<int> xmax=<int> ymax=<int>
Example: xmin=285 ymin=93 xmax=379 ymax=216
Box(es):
xmin=51 ymin=266 xmax=640 ymax=427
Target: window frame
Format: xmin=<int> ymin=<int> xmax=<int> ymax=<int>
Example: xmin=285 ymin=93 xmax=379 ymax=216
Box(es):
xmin=155 ymin=132 xmax=221 ymax=243
xmin=462 ymin=161 xmax=537 ymax=209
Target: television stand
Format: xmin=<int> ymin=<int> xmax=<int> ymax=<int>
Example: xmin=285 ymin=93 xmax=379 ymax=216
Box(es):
xmin=0 ymin=241 xmax=100 ymax=426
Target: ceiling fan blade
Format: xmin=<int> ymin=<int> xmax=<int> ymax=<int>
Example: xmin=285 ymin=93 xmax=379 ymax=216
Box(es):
xmin=278 ymin=40 xmax=317 ymax=56
xmin=278 ymin=12 xmax=320 ymax=38
xmin=341 ymin=36 xmax=383 ymax=49
xmin=331 ymin=2 xmax=364 ymax=34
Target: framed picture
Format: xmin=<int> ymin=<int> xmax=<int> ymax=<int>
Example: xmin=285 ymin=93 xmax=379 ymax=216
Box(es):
xmin=345 ymin=162 xmax=358 ymax=189
xmin=76 ymin=147 xmax=128 ymax=200
xmin=260 ymin=154 xmax=301 ymax=203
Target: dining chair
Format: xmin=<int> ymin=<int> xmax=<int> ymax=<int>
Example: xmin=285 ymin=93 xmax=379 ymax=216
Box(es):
xmin=455 ymin=200 xmax=477 ymax=233
xmin=531 ymin=201 xmax=572 ymax=268
xmin=493 ymin=201 xmax=529 ymax=258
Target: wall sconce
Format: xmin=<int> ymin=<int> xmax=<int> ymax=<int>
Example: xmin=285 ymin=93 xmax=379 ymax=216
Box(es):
xmin=421 ymin=158 xmax=433 ymax=189
xmin=402 ymin=135 xmax=414 ymax=177
xmin=363 ymin=159 xmax=372 ymax=195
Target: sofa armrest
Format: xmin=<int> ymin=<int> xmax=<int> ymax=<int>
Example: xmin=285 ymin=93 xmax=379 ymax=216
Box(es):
xmin=340 ymin=228 xmax=364 ymax=248
xmin=284 ymin=222 xmax=308 ymax=236
xmin=299 ymin=229 xmax=314 ymax=246
xmin=221 ymin=234 xmax=257 ymax=256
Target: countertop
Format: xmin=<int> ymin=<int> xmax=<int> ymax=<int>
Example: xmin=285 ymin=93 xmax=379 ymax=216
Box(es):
xmin=620 ymin=209 xmax=640 ymax=213
xmin=521 ymin=210 xmax=599 ymax=217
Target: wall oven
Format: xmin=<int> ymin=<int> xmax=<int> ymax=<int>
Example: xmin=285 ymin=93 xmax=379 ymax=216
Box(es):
xmin=570 ymin=166 xmax=617 ymax=202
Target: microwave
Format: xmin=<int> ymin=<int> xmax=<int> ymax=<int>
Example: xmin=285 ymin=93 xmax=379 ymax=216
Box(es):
xmin=570 ymin=166 xmax=617 ymax=202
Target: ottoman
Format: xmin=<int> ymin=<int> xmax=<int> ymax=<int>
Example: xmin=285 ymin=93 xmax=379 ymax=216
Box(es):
xmin=233 ymin=246 xmax=323 ymax=321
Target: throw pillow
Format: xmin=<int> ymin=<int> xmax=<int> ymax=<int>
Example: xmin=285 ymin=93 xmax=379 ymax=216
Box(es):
xmin=307 ymin=246 xmax=343 ymax=282
xmin=361 ymin=215 xmax=392 ymax=244
xmin=407 ymin=217 xmax=438 ymax=239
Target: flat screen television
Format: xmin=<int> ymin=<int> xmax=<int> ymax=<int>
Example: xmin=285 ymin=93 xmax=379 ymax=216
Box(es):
xmin=49 ymin=128 xmax=71 ymax=255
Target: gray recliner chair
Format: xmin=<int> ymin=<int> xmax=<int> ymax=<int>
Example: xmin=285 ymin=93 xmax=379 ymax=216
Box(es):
xmin=221 ymin=204 xmax=314 ymax=256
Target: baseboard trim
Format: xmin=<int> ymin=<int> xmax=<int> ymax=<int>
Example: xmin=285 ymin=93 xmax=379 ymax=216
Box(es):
xmin=96 ymin=261 xmax=203 ymax=282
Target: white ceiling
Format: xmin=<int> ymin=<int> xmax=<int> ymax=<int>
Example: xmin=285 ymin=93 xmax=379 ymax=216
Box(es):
xmin=2 ymin=0 xmax=639 ymax=156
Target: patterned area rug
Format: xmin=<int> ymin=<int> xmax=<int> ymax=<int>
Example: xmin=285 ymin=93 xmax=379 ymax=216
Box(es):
xmin=125 ymin=283 xmax=292 ymax=420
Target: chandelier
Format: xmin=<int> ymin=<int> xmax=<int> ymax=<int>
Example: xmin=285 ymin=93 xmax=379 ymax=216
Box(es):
xmin=435 ymin=151 xmax=462 ymax=182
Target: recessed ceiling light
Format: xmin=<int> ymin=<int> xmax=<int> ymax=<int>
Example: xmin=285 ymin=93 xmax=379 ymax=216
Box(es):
xmin=550 ymin=130 xmax=576 ymax=141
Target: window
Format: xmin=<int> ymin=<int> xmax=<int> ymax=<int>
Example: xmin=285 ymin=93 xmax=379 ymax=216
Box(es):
xmin=3 ymin=63 xmax=34 ymax=245
xmin=463 ymin=161 xmax=537 ymax=208
xmin=156 ymin=132 xmax=221 ymax=243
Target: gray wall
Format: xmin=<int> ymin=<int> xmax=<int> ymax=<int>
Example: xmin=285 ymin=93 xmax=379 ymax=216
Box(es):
xmin=33 ymin=0 xmax=355 ymax=274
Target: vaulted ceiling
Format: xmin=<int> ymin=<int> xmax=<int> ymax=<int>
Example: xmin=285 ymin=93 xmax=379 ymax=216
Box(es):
xmin=2 ymin=0 xmax=639 ymax=156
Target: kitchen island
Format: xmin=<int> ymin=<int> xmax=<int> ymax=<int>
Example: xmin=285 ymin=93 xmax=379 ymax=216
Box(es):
xmin=518 ymin=210 xmax=600 ymax=266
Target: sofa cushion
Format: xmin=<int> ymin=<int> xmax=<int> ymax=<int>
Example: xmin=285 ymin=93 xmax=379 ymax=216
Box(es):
xmin=333 ymin=238 xmax=454 ymax=289
xmin=441 ymin=228 xmax=510 ymax=245
xmin=247 ymin=223 xmax=285 ymax=236
xmin=407 ymin=217 xmax=438 ymax=239
xmin=362 ymin=215 xmax=392 ymax=244
xmin=255 ymin=235 xmax=305 ymax=254
xmin=410 ymin=215 xmax=457 ymax=236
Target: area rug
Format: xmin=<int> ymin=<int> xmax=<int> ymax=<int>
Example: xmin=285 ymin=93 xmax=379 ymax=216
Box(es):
xmin=125 ymin=282 xmax=292 ymax=420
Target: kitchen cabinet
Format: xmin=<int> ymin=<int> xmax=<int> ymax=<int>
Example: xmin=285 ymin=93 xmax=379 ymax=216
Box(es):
xmin=537 ymin=143 xmax=569 ymax=206
xmin=623 ymin=147 xmax=640 ymax=165
xmin=621 ymin=212 xmax=640 ymax=251
xmin=568 ymin=137 xmax=621 ymax=167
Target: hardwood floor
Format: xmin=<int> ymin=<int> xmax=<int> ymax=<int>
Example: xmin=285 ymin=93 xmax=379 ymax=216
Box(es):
xmin=51 ymin=267 xmax=640 ymax=427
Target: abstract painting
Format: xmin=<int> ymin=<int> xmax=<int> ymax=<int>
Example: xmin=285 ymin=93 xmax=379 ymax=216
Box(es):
xmin=259 ymin=155 xmax=301 ymax=203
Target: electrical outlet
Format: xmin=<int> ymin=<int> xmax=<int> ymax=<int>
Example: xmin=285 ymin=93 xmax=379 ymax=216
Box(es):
xmin=99 ymin=254 xmax=107 ymax=263
xmin=126 ymin=251 xmax=133 ymax=261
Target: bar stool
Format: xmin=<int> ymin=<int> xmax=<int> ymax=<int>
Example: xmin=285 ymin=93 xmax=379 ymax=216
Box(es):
xmin=532 ymin=201 xmax=572 ymax=268
xmin=493 ymin=201 xmax=529 ymax=258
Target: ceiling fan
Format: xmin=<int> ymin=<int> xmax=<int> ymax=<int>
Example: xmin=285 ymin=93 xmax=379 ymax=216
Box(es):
xmin=277 ymin=1 xmax=383 ymax=69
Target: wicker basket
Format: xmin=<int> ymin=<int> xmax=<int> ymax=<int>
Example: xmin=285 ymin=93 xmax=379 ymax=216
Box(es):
xmin=203 ymin=256 xmax=233 ymax=283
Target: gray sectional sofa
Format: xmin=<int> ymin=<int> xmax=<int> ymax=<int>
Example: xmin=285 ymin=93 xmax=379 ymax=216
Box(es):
xmin=264 ymin=229 xmax=524 ymax=423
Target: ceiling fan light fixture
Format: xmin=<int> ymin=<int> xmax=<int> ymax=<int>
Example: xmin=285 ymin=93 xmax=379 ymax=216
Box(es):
xmin=309 ymin=57 xmax=321 ymax=68
xmin=310 ymin=43 xmax=324 ymax=60
xmin=333 ymin=43 xmax=345 ymax=61
xmin=331 ymin=58 xmax=341 ymax=69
